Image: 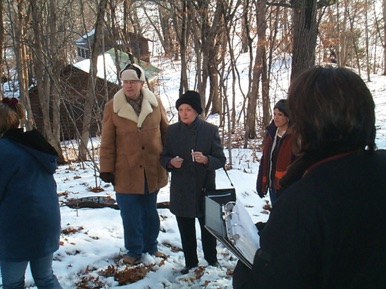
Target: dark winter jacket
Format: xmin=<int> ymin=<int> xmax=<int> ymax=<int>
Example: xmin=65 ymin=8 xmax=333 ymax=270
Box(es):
xmin=0 ymin=129 xmax=61 ymax=262
xmin=233 ymin=150 xmax=386 ymax=289
xmin=160 ymin=117 xmax=226 ymax=218
xmin=256 ymin=121 xmax=295 ymax=195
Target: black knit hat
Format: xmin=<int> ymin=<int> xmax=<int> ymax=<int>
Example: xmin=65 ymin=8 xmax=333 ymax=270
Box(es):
xmin=274 ymin=99 xmax=288 ymax=116
xmin=176 ymin=91 xmax=203 ymax=114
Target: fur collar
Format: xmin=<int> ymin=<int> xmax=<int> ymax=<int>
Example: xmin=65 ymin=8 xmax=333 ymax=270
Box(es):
xmin=113 ymin=88 xmax=159 ymax=128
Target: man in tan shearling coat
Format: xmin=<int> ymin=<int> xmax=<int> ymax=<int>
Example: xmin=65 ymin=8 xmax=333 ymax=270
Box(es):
xmin=99 ymin=63 xmax=168 ymax=265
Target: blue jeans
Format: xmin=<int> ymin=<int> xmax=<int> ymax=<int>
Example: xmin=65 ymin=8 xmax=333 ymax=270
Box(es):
xmin=116 ymin=189 xmax=160 ymax=259
xmin=1 ymin=254 xmax=62 ymax=289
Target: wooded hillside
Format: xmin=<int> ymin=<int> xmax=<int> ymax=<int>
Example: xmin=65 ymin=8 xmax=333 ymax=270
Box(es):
xmin=1 ymin=0 xmax=385 ymax=162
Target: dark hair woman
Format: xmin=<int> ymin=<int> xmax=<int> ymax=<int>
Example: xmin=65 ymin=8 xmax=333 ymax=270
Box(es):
xmin=256 ymin=99 xmax=296 ymax=206
xmin=233 ymin=65 xmax=386 ymax=289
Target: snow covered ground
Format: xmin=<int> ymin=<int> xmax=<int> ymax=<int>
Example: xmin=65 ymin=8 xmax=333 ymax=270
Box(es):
xmin=1 ymin=61 xmax=385 ymax=288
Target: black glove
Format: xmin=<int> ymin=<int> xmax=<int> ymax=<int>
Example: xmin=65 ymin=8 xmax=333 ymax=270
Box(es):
xmin=257 ymin=190 xmax=266 ymax=198
xmin=100 ymin=172 xmax=115 ymax=185
xmin=255 ymin=221 xmax=266 ymax=232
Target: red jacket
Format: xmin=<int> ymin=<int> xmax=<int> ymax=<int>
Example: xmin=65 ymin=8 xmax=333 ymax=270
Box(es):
xmin=256 ymin=121 xmax=295 ymax=194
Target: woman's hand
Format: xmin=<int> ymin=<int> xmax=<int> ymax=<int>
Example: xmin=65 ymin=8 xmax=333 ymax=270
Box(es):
xmin=170 ymin=156 xmax=184 ymax=168
xmin=192 ymin=151 xmax=208 ymax=165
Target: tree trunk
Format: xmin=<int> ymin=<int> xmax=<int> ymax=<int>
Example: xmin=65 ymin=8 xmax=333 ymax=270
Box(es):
xmin=29 ymin=0 xmax=59 ymax=156
xmin=241 ymin=0 xmax=250 ymax=53
xmin=47 ymin=0 xmax=63 ymax=162
xmin=383 ymin=0 xmax=386 ymax=75
xmin=246 ymin=0 xmax=267 ymax=139
xmin=194 ymin=0 xmax=224 ymax=116
xmin=171 ymin=1 xmax=189 ymax=95
xmin=364 ymin=0 xmax=370 ymax=81
xmin=10 ymin=0 xmax=33 ymax=130
xmin=290 ymin=0 xmax=318 ymax=80
xmin=79 ymin=0 xmax=108 ymax=161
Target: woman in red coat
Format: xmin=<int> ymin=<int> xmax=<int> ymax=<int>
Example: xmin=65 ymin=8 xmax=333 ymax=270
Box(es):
xmin=256 ymin=99 xmax=295 ymax=206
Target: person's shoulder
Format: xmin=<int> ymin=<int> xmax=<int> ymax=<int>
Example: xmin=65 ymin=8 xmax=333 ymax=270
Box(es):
xmin=202 ymin=122 xmax=221 ymax=136
xmin=0 ymin=138 xmax=25 ymax=159
xmin=374 ymin=149 xmax=386 ymax=156
xmin=341 ymin=150 xmax=386 ymax=167
xmin=364 ymin=150 xmax=386 ymax=169
xmin=104 ymin=98 xmax=114 ymax=107
xmin=200 ymin=119 xmax=219 ymax=130
xmin=265 ymin=121 xmax=277 ymax=136
xmin=0 ymin=138 xmax=13 ymax=148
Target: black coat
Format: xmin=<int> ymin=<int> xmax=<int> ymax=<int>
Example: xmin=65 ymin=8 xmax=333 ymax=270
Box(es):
xmin=233 ymin=150 xmax=386 ymax=289
xmin=160 ymin=117 xmax=226 ymax=218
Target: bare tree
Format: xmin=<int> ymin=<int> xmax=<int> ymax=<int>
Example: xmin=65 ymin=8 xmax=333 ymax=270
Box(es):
xmin=191 ymin=0 xmax=224 ymax=116
xmin=79 ymin=0 xmax=108 ymax=161
xmin=28 ymin=0 xmax=64 ymax=159
xmin=2 ymin=0 xmax=384 ymax=165
xmin=241 ymin=0 xmax=251 ymax=54
xmin=222 ymin=1 xmax=247 ymax=134
xmin=364 ymin=0 xmax=371 ymax=81
xmin=5 ymin=0 xmax=33 ymax=131
xmin=383 ymin=0 xmax=386 ymax=75
xmin=245 ymin=0 xmax=267 ymax=140
xmin=267 ymin=0 xmax=334 ymax=79
xmin=290 ymin=0 xmax=318 ymax=79
xmin=164 ymin=0 xmax=190 ymax=95
xmin=141 ymin=2 xmax=174 ymax=57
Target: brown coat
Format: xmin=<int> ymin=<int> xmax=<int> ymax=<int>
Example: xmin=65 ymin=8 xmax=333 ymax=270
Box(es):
xmin=99 ymin=88 xmax=168 ymax=194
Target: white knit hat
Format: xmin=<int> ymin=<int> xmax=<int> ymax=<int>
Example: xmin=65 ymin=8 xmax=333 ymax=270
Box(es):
xmin=119 ymin=63 xmax=146 ymax=82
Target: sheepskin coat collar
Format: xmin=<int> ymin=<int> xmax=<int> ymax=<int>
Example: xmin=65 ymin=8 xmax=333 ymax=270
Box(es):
xmin=113 ymin=87 xmax=159 ymax=128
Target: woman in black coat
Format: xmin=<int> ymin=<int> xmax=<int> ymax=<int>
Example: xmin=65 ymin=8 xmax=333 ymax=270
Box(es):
xmin=160 ymin=91 xmax=226 ymax=274
xmin=233 ymin=66 xmax=386 ymax=289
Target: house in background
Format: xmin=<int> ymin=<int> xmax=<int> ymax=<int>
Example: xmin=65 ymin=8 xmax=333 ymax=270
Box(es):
xmin=73 ymin=48 xmax=160 ymax=88
xmin=74 ymin=29 xmax=151 ymax=63
xmin=30 ymin=49 xmax=161 ymax=141
xmin=29 ymin=64 xmax=120 ymax=141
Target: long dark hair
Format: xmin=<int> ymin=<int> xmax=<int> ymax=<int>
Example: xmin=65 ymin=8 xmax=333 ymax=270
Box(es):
xmin=287 ymin=65 xmax=376 ymax=156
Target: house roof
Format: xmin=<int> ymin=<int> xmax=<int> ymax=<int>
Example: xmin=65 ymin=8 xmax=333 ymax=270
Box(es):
xmin=74 ymin=29 xmax=150 ymax=49
xmin=74 ymin=29 xmax=96 ymax=49
xmin=72 ymin=49 xmax=160 ymax=85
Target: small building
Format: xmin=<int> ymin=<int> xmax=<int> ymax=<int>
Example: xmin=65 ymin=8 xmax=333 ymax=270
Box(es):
xmin=29 ymin=65 xmax=120 ymax=141
xmin=30 ymin=50 xmax=160 ymax=141
xmin=74 ymin=29 xmax=151 ymax=63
